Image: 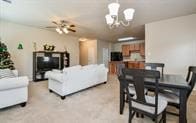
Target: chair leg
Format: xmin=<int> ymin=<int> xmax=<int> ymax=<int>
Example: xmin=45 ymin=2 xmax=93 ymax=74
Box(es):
xmin=129 ymin=110 xmax=135 ymax=123
xmin=61 ymin=96 xmax=66 ymax=100
xmin=155 ymin=118 xmax=158 ymax=123
xmin=128 ymin=110 xmax=132 ymax=123
xmin=163 ymin=110 xmax=166 ymax=123
xmin=49 ymin=89 xmax=53 ymax=93
xmin=136 ymin=112 xmax=139 ymax=118
xmin=20 ymin=102 xmax=26 ymax=107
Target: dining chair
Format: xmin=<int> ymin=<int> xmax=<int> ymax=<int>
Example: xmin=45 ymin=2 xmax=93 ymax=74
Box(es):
xmin=145 ymin=63 xmax=165 ymax=77
xmin=117 ymin=63 xmax=148 ymax=95
xmin=117 ymin=64 xmax=147 ymax=117
xmin=145 ymin=63 xmax=165 ymax=94
xmin=119 ymin=68 xmax=167 ymax=123
xmin=159 ymin=66 xmax=196 ymax=116
xmin=117 ymin=63 xmax=136 ymax=96
xmin=117 ymin=63 xmax=135 ymax=101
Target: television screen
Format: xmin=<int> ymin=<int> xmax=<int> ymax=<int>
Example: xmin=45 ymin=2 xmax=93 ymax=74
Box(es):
xmin=111 ymin=52 xmax=123 ymax=61
xmin=37 ymin=57 xmax=60 ymax=71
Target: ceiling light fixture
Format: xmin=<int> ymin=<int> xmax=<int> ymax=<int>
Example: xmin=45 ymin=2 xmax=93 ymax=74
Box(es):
xmin=56 ymin=28 xmax=63 ymax=34
xmin=63 ymin=28 xmax=69 ymax=34
xmin=118 ymin=37 xmax=135 ymax=41
xmin=105 ymin=0 xmax=135 ymax=28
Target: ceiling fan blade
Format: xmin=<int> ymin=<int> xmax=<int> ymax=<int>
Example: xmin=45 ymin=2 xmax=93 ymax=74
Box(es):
xmin=52 ymin=21 xmax=58 ymax=25
xmin=60 ymin=20 xmax=69 ymax=24
xmin=67 ymin=28 xmax=76 ymax=32
xmin=46 ymin=26 xmax=56 ymax=28
xmin=2 ymin=0 xmax=12 ymax=3
xmin=69 ymin=24 xmax=75 ymax=27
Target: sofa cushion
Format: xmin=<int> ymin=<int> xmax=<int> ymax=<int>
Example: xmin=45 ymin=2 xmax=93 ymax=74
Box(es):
xmin=0 ymin=76 xmax=29 ymax=91
xmin=82 ymin=64 xmax=98 ymax=70
xmin=0 ymin=69 xmax=16 ymax=79
xmin=52 ymin=69 xmax=62 ymax=73
xmin=63 ymin=65 xmax=81 ymax=73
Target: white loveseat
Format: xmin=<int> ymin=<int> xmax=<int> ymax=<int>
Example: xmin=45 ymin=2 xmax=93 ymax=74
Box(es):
xmin=0 ymin=70 xmax=29 ymax=109
xmin=46 ymin=64 xmax=108 ymax=99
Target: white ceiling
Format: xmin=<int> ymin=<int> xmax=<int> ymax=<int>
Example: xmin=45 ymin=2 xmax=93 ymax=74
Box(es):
xmin=1 ymin=0 xmax=196 ymax=42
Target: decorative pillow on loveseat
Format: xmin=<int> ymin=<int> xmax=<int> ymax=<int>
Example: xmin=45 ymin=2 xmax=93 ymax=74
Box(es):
xmin=0 ymin=69 xmax=16 ymax=79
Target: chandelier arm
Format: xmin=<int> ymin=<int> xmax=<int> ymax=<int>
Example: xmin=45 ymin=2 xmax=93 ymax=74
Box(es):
xmin=110 ymin=16 xmax=118 ymax=27
xmin=120 ymin=20 xmax=130 ymax=26
xmin=109 ymin=25 xmax=114 ymax=29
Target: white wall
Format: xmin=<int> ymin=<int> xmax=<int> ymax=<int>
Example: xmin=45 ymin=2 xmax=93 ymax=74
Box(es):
xmin=145 ymin=14 xmax=196 ymax=76
xmin=0 ymin=20 xmax=79 ymax=80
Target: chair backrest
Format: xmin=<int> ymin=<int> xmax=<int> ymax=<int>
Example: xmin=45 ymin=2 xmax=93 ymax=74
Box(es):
xmin=145 ymin=63 xmax=164 ymax=77
xmin=186 ymin=66 xmax=196 ymax=98
xmin=116 ymin=63 xmax=125 ymax=77
xmin=121 ymin=68 xmax=160 ymax=115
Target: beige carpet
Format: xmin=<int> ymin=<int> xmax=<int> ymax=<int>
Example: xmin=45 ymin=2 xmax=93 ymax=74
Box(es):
xmin=0 ymin=75 xmax=195 ymax=123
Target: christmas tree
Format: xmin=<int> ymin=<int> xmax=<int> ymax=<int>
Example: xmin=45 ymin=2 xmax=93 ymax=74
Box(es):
xmin=0 ymin=41 xmax=15 ymax=70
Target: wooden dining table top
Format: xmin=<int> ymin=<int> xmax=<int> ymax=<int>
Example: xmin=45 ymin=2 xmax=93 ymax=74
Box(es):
xmin=145 ymin=74 xmax=190 ymax=90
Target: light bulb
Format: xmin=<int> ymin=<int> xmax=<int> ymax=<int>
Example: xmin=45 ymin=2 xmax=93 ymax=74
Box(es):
xmin=63 ymin=28 xmax=69 ymax=34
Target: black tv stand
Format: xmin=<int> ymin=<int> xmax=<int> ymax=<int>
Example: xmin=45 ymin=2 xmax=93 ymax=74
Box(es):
xmin=33 ymin=51 xmax=70 ymax=82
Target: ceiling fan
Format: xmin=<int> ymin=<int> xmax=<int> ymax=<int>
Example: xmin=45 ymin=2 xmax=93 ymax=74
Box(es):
xmin=1 ymin=0 xmax=12 ymax=3
xmin=46 ymin=20 xmax=76 ymax=34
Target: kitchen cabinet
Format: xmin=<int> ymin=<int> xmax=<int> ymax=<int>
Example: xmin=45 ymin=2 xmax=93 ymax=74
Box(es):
xmin=139 ymin=62 xmax=145 ymax=69
xmin=140 ymin=43 xmax=145 ymax=56
xmin=134 ymin=43 xmax=140 ymax=51
xmin=128 ymin=61 xmax=145 ymax=69
xmin=109 ymin=61 xmax=125 ymax=74
xmin=129 ymin=43 xmax=140 ymax=52
xmin=109 ymin=61 xmax=145 ymax=74
xmin=122 ymin=45 xmax=130 ymax=56
xmin=129 ymin=44 xmax=135 ymax=51
xmin=121 ymin=42 xmax=145 ymax=57
xmin=128 ymin=62 xmax=139 ymax=68
xmin=109 ymin=62 xmax=116 ymax=74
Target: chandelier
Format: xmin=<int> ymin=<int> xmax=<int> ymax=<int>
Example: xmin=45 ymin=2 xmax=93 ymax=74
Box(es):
xmin=105 ymin=0 xmax=135 ymax=28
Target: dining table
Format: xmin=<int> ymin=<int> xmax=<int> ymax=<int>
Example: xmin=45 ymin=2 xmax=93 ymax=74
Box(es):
xmin=119 ymin=74 xmax=191 ymax=123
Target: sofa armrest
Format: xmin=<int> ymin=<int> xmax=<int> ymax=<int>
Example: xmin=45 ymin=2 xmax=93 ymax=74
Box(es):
xmin=52 ymin=69 xmax=62 ymax=73
xmin=12 ymin=70 xmax=18 ymax=77
xmin=48 ymin=72 xmax=67 ymax=83
xmin=0 ymin=76 xmax=29 ymax=91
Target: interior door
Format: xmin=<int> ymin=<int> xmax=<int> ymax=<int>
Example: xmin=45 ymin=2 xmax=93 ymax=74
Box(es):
xmin=88 ymin=47 xmax=95 ymax=64
xmin=103 ymin=48 xmax=109 ymax=67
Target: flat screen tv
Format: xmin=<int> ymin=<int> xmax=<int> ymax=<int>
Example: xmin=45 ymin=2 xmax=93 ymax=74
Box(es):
xmin=37 ymin=57 xmax=60 ymax=71
xmin=111 ymin=52 xmax=123 ymax=61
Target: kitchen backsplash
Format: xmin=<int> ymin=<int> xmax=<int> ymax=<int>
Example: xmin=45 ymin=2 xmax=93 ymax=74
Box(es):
xmin=123 ymin=52 xmax=145 ymax=61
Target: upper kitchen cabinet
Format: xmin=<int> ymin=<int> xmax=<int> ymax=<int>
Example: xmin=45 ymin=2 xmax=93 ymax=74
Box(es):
xmin=130 ymin=43 xmax=140 ymax=51
xmin=121 ymin=42 xmax=145 ymax=57
xmin=122 ymin=45 xmax=130 ymax=56
xmin=129 ymin=44 xmax=135 ymax=51
xmin=134 ymin=43 xmax=140 ymax=51
xmin=140 ymin=43 xmax=145 ymax=56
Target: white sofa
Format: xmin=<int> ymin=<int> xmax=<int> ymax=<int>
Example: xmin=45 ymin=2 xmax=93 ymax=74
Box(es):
xmin=46 ymin=64 xmax=108 ymax=99
xmin=0 ymin=70 xmax=29 ymax=109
